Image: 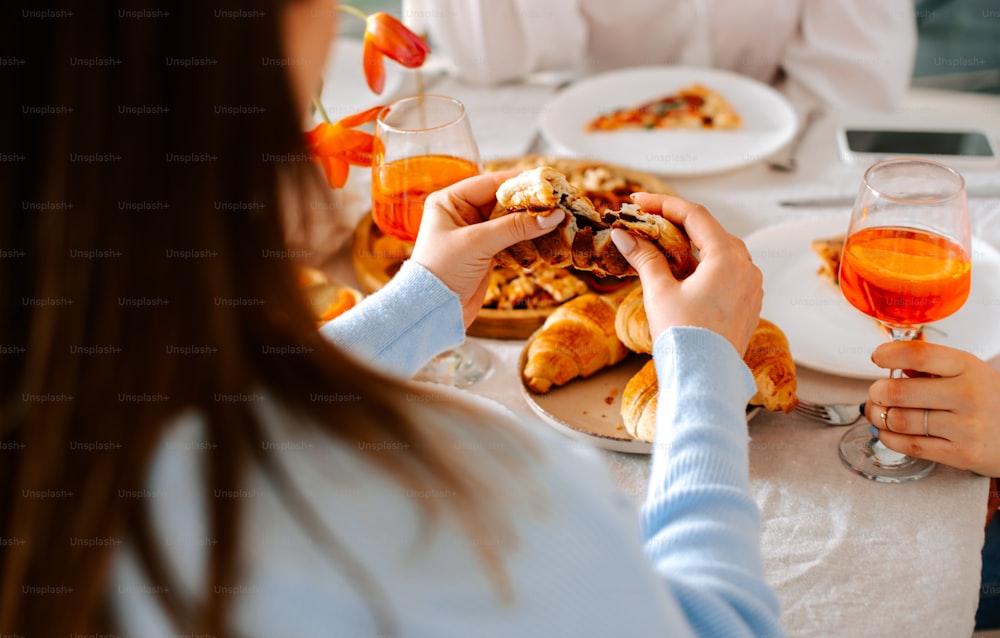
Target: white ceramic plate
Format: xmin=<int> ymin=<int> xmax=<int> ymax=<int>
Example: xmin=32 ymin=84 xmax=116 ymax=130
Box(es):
xmin=519 ymin=345 xmax=761 ymax=455
xmin=316 ymin=38 xmax=404 ymax=123
xmin=745 ymin=214 xmax=1000 ymax=379
xmin=539 ymin=66 xmax=797 ymax=176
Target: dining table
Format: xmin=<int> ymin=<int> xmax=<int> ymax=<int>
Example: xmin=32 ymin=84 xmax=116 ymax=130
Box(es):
xmin=318 ymin=64 xmax=1000 ymax=637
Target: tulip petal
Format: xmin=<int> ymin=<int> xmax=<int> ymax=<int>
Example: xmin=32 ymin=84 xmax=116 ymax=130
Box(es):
xmin=319 ymin=156 xmax=349 ymax=189
xmin=305 ymin=122 xmax=336 ymax=154
xmin=366 ymin=12 xmax=430 ymax=69
xmin=336 ymin=105 xmax=382 ymax=128
xmin=334 ymin=129 xmax=374 ymax=153
xmin=307 ymin=125 xmax=346 ymax=156
xmin=305 ymin=121 xmax=330 ymax=144
xmin=362 ymin=35 xmax=386 ymax=94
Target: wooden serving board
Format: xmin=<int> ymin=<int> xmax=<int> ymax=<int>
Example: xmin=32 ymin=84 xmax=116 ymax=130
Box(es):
xmin=351 ymin=155 xmax=676 ymax=340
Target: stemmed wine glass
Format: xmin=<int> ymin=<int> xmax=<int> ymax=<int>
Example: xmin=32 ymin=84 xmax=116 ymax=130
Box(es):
xmin=838 ymin=158 xmax=971 ymax=483
xmin=370 ymin=94 xmax=492 ymax=386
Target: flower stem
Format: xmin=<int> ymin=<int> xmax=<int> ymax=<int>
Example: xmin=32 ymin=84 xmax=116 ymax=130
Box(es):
xmin=312 ymin=96 xmax=332 ymax=124
xmin=337 ymin=4 xmax=369 ymax=22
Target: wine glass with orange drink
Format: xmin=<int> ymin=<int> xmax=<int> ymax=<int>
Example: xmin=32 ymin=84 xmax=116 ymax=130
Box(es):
xmin=837 ymin=158 xmax=971 ymax=482
xmin=370 ymin=94 xmax=492 ymax=386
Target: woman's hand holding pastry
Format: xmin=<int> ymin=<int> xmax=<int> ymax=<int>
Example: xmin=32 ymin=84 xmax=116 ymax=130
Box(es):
xmin=611 ymin=193 xmax=762 ymax=355
xmin=410 ymin=171 xmax=565 ymax=328
xmin=867 ymin=341 xmax=1000 ymax=477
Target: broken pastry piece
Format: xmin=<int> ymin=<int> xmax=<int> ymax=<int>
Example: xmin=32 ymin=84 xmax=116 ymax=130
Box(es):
xmin=492 ymin=167 xmax=698 ymax=280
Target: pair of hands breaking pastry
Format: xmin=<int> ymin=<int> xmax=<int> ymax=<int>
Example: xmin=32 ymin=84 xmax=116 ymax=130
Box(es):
xmin=411 ymin=170 xmax=762 ymax=356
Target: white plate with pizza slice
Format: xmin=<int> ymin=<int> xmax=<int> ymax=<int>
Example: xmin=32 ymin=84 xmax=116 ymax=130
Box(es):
xmin=539 ymin=66 xmax=797 ymax=176
xmin=745 ymin=214 xmax=1000 ymax=379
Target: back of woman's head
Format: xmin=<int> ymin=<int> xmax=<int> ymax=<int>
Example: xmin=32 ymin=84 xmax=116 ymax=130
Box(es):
xmin=0 ymin=2 xmax=491 ymax=635
xmin=1 ymin=0 xmax=320 ymax=406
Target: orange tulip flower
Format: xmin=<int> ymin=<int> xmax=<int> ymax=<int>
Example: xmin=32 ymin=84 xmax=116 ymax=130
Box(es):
xmin=306 ymin=6 xmax=431 ymax=188
xmin=362 ymin=12 xmax=430 ymax=94
xmin=305 ymin=105 xmax=382 ymax=189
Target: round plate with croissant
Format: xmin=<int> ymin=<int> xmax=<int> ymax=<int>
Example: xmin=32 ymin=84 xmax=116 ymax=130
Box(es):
xmin=519 ymin=286 xmax=800 ymax=453
xmin=352 ymin=155 xmax=676 ymax=339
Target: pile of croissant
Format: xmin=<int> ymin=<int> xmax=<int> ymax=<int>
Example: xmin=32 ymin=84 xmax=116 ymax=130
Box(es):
xmin=522 ymin=286 xmax=799 ymax=442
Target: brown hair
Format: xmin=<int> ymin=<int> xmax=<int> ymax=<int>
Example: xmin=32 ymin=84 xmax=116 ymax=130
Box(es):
xmin=0 ymin=2 xmax=519 ymax=635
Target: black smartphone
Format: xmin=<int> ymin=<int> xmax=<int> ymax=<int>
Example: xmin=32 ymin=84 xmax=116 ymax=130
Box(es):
xmin=837 ymin=127 xmax=998 ymax=167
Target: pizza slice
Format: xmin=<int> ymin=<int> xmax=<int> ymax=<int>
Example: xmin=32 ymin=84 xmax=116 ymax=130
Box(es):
xmin=586 ymin=83 xmax=742 ymax=132
xmin=810 ymin=234 xmax=845 ymax=286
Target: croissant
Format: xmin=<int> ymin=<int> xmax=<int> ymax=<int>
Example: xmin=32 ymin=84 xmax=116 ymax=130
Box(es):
xmin=744 ymin=318 xmax=799 ymax=413
xmin=619 ymin=317 xmax=799 ymax=442
xmin=492 ymin=167 xmax=698 ymax=280
xmin=614 ymin=286 xmax=652 ymax=354
xmin=522 ymin=293 xmax=629 ymax=393
xmin=621 ymin=359 xmax=658 ymax=442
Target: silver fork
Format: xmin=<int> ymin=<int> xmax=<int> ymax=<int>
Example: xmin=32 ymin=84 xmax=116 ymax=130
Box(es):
xmin=794 ymin=399 xmax=866 ymax=426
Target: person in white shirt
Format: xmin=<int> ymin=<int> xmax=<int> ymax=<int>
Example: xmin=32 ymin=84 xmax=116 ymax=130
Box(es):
xmin=424 ymin=0 xmax=917 ymax=111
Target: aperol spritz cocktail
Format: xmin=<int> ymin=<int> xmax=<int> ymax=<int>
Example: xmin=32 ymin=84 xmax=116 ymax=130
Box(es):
xmin=837 ymin=158 xmax=970 ymax=483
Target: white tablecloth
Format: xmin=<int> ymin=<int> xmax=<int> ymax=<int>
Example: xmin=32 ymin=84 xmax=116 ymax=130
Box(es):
xmin=326 ymin=78 xmax=1000 ymax=637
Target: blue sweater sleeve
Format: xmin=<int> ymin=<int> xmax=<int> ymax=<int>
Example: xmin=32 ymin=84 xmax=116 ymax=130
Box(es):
xmin=319 ymin=260 xmax=466 ymax=378
xmin=642 ymin=327 xmax=784 ymax=638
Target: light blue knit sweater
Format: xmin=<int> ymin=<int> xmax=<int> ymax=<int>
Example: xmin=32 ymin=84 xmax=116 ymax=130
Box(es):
xmin=112 ymin=260 xmax=783 ymax=637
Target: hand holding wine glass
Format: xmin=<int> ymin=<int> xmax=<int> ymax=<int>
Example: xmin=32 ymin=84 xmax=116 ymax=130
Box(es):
xmin=371 ymin=96 xmax=481 ymax=242
xmin=838 ymin=158 xmax=971 ymax=483
xmin=371 ymin=94 xmax=564 ymax=386
xmin=371 ymin=94 xmax=490 ymax=386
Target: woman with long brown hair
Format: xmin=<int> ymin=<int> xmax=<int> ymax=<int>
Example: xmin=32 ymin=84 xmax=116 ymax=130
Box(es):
xmin=1 ymin=1 xmax=782 ymax=636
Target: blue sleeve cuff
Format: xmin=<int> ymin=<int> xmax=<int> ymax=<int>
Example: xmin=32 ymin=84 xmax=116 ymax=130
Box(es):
xmin=319 ymin=260 xmax=465 ymax=378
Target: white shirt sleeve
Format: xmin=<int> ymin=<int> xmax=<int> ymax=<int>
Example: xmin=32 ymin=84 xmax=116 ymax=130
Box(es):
xmin=779 ymin=0 xmax=917 ymax=112
xmin=425 ymin=0 xmax=588 ymax=85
